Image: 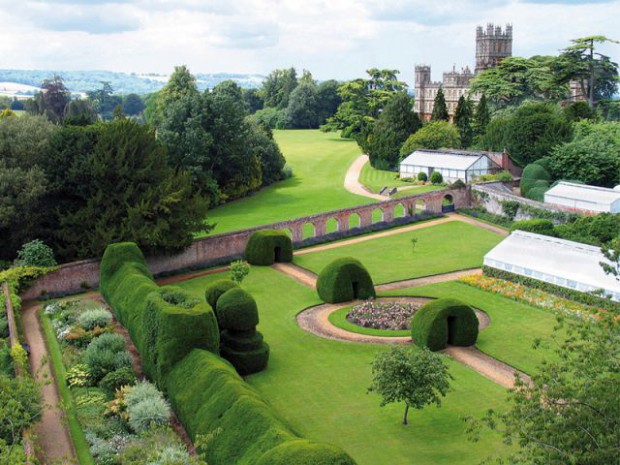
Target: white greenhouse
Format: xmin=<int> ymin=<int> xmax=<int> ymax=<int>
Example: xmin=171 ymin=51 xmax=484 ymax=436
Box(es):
xmin=484 ymin=230 xmax=620 ymax=301
xmin=399 ymin=149 xmax=500 ymax=183
xmin=544 ymin=181 xmax=620 ymax=213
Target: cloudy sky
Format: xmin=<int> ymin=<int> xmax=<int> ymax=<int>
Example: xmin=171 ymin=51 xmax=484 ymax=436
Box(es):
xmin=0 ymin=0 xmax=618 ymax=86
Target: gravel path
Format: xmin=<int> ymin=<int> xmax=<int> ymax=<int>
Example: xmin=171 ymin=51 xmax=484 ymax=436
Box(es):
xmin=343 ymin=154 xmax=388 ymax=200
xmin=22 ymin=301 xmax=77 ymax=465
xmin=375 ymin=268 xmax=482 ymax=292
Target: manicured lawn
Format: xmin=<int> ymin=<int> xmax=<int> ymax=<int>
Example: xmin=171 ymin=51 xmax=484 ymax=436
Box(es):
xmin=204 ymin=130 xmax=373 ymax=235
xmin=359 ymin=162 xmax=412 ymax=193
xmin=390 ymin=184 xmax=446 ymax=199
xmin=381 ymin=281 xmax=560 ymax=374
xmin=176 ymin=267 xmax=511 ymax=465
xmin=294 ymin=221 xmax=504 ymax=284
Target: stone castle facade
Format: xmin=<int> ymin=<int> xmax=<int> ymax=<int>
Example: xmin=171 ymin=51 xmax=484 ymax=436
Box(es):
xmin=414 ymin=24 xmax=513 ymax=120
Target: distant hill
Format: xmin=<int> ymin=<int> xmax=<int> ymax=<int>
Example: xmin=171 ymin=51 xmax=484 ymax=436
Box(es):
xmin=0 ymin=69 xmax=266 ymax=96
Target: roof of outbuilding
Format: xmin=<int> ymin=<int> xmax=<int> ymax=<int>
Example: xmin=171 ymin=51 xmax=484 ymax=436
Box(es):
xmin=400 ymin=149 xmax=490 ymax=171
xmin=545 ymin=181 xmax=620 ymax=206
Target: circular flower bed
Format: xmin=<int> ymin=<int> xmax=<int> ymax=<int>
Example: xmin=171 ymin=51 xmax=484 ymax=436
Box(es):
xmin=346 ymin=300 xmax=421 ymax=331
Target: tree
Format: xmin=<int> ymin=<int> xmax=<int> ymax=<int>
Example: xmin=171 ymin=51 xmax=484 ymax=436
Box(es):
xmin=261 ymin=68 xmax=298 ymax=109
xmin=400 ymin=121 xmax=460 ymax=157
xmin=368 ymin=346 xmax=452 ymax=425
xmin=286 ymin=82 xmax=319 ymax=129
xmin=145 ymin=65 xmax=199 ymax=126
xmin=430 ymin=86 xmax=449 ymax=121
xmin=122 ymin=93 xmax=145 ymax=116
xmin=453 ymin=95 xmax=473 ymax=148
xmin=34 ymin=75 xmax=70 ymax=123
xmin=550 ymin=121 xmax=620 ymax=187
xmin=87 ymin=81 xmax=121 ymax=121
xmin=246 ymin=119 xmax=285 ymax=186
xmin=316 ymin=80 xmax=341 ymax=125
xmin=0 ymin=375 xmax=42 ymax=446
xmin=63 ymin=99 xmax=98 ymax=126
xmin=16 ymin=239 xmax=56 ymax=267
xmin=242 ymin=88 xmax=264 ymax=114
xmin=467 ymin=315 xmax=619 ymax=464
xmin=366 ymin=92 xmax=421 ymax=168
xmin=472 ymin=94 xmax=491 ymax=140
xmin=554 ymin=36 xmax=619 ymax=108
xmin=229 ymin=260 xmax=250 ymax=284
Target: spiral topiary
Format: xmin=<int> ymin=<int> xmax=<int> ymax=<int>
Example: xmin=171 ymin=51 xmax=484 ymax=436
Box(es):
xmin=316 ymin=257 xmax=375 ymax=304
xmin=411 ymin=298 xmax=478 ymax=351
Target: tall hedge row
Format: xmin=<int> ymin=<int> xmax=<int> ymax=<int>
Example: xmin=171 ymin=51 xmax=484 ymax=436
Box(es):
xmin=167 ymin=349 xmax=356 ymax=465
xmin=411 ymin=298 xmax=479 ymax=351
xmin=100 ymin=242 xmax=220 ymax=385
xmin=316 ymin=257 xmax=375 ymax=303
xmin=245 ymin=230 xmax=293 ymax=265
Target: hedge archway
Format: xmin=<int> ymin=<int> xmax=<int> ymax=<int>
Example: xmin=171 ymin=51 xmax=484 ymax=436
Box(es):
xmin=245 ymin=230 xmax=293 ymax=266
xmin=316 ymin=257 xmax=375 ymax=304
xmin=411 ymin=298 xmax=478 ymax=351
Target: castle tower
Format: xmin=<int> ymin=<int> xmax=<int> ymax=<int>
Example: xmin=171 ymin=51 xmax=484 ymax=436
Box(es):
xmin=475 ymin=23 xmax=512 ymax=74
xmin=413 ymin=65 xmax=432 ymax=118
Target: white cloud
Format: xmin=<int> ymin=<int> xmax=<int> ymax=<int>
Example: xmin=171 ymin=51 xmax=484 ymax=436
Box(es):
xmin=0 ymin=0 xmax=617 ymax=82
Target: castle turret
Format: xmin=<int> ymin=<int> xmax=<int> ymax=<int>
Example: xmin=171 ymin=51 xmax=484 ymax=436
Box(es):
xmin=475 ymin=23 xmax=512 ymax=74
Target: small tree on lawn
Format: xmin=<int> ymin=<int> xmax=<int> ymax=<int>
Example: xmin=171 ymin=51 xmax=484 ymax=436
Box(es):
xmin=368 ymin=346 xmax=452 ymax=425
xmin=229 ymin=260 xmax=250 ymax=284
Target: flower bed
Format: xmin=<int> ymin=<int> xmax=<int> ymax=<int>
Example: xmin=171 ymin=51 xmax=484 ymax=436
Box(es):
xmin=459 ymin=275 xmax=604 ymax=320
xmin=346 ymin=300 xmax=421 ymax=330
xmin=43 ymin=299 xmax=203 ymax=465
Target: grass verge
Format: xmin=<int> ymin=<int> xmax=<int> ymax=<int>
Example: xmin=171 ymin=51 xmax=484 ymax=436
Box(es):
xmin=327 ymin=306 xmax=411 ymax=337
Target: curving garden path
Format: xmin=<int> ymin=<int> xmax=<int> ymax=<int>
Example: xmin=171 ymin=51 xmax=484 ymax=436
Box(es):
xmin=343 ymin=155 xmax=388 ymax=200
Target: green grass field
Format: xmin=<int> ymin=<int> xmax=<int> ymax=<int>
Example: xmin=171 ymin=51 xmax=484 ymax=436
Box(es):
xmin=390 ymin=184 xmax=445 ymax=199
xmin=381 ymin=281 xmax=561 ymax=374
xmin=294 ymin=221 xmax=504 ymax=284
xmin=204 ymin=130 xmax=373 ymax=235
xmin=358 ymin=162 xmax=412 ymax=193
xmin=176 ymin=267 xmax=511 ymax=465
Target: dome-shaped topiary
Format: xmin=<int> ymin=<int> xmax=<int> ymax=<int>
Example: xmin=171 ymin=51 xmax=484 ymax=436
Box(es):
xmin=316 ymin=257 xmax=375 ymax=304
xmin=256 ymin=439 xmax=357 ymax=465
xmin=205 ymin=279 xmax=239 ymax=310
xmin=245 ymin=229 xmax=293 ymax=266
xmin=411 ymin=298 xmax=478 ymax=351
xmin=216 ymin=288 xmax=259 ymax=332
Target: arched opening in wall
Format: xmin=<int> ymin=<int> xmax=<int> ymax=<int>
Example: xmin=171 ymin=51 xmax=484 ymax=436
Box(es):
xmin=442 ymin=194 xmax=455 ymax=213
xmin=393 ymin=203 xmax=406 ymax=219
xmin=416 ymin=199 xmax=426 ymax=214
xmin=302 ymin=223 xmax=316 ymax=240
xmin=326 ymin=218 xmax=339 ymax=234
xmin=372 ymin=208 xmax=384 ymax=224
xmin=349 ymin=213 xmax=361 ymax=230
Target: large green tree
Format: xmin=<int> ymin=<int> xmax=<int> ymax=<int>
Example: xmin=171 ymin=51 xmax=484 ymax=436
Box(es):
xmin=0 ymin=375 xmax=42 ymax=446
xmin=33 ymin=75 xmax=70 ymax=123
xmin=316 ymin=79 xmax=341 ymax=125
xmin=261 ymin=68 xmax=298 ymax=109
xmin=550 ymin=121 xmax=620 ymax=187
xmin=454 ymin=95 xmax=474 ymax=148
xmin=286 ymin=82 xmax=320 ymax=129
xmin=430 ymin=86 xmax=449 ymax=121
xmin=468 ymin=315 xmax=619 ymax=464
xmin=400 ymin=121 xmax=460 ymax=157
xmin=554 ymin=36 xmax=619 ymax=107
xmin=366 ymin=92 xmax=421 ymax=168
xmin=368 ymin=347 xmax=452 ymax=425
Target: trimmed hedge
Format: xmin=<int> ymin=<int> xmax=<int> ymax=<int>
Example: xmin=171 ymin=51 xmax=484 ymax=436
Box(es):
xmin=100 ymin=242 xmax=220 ymax=386
xmin=245 ymin=230 xmax=293 ymax=266
xmin=316 ymin=257 xmax=376 ymax=304
xmin=167 ymin=350 xmax=355 ymax=465
xmin=411 ymin=298 xmax=478 ymax=351
xmin=205 ymin=280 xmax=238 ymax=310
xmin=216 ymin=288 xmax=259 ymax=332
xmin=510 ymin=219 xmax=556 ymax=235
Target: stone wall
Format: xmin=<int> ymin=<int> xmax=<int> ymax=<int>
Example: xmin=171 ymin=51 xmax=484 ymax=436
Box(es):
xmin=21 ymin=187 xmax=469 ymax=300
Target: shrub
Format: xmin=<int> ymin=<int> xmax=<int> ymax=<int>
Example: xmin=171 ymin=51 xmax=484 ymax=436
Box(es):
xmin=245 ymin=230 xmax=293 ymax=265
xmin=316 ymin=257 xmax=375 ymax=304
xmin=126 ymin=381 xmax=162 ymax=408
xmin=166 ymin=349 xmax=353 ymax=465
xmin=87 ymin=333 xmax=126 ymax=353
xmin=100 ymin=242 xmax=220 ymax=386
xmin=99 ymin=367 xmax=136 ymax=392
xmin=255 ymin=439 xmax=357 ymax=465
xmin=510 ymin=219 xmax=556 ymax=236
xmin=215 ymin=288 xmax=259 ymax=332
xmin=205 ymin=280 xmax=238 ymax=310
xmin=84 ymin=333 xmax=131 ymax=382
xmin=229 ymin=260 xmax=250 ymax=284
xmin=76 ymin=308 xmax=113 ymax=331
xmin=220 ymin=343 xmax=270 ymax=376
xmin=417 ymin=172 xmax=428 ymax=182
xmin=127 ymin=397 xmax=171 ymax=433
xmin=520 ymin=163 xmax=551 ymax=197
xmin=16 ymin=239 xmax=57 ymax=267
xmin=411 ymin=298 xmax=478 ymax=351
xmin=430 ymin=171 xmax=443 ymax=184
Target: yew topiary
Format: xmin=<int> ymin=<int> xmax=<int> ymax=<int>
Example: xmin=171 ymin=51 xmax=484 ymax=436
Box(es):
xmin=205 ymin=279 xmax=239 ymax=310
xmin=316 ymin=257 xmax=375 ymax=304
xmin=245 ymin=230 xmax=293 ymax=265
xmin=411 ymin=298 xmax=478 ymax=351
